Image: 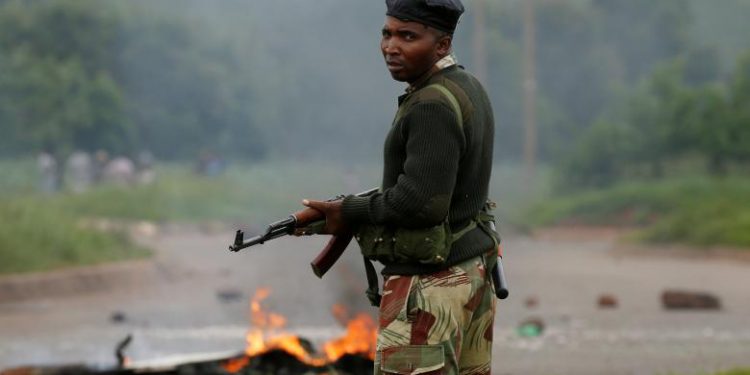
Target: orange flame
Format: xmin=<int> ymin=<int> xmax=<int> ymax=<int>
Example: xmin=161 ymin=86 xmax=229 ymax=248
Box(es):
xmin=222 ymin=289 xmax=377 ymax=373
xmin=323 ymin=312 xmax=378 ymax=361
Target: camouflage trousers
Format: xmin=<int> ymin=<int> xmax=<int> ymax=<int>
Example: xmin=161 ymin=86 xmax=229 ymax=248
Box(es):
xmin=374 ymin=250 xmax=497 ymax=375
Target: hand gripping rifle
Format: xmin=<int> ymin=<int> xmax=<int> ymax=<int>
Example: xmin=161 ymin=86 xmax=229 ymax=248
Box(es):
xmin=229 ymin=187 xmax=379 ymax=278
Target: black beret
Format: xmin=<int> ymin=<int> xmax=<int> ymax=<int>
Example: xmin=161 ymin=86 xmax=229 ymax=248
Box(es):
xmin=386 ymin=0 xmax=465 ymax=34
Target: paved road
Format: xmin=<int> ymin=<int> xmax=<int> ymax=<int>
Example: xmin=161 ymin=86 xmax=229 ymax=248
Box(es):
xmin=1 ymin=226 xmax=750 ymax=374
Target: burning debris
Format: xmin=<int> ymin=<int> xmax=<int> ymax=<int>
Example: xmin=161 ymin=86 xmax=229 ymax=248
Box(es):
xmin=1 ymin=351 xmax=374 ymax=375
xmin=224 ymin=288 xmax=377 ymax=372
xmin=1 ymin=288 xmax=377 ymax=375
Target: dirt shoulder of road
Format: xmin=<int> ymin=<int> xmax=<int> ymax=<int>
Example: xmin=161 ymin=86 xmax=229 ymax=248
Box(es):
xmin=534 ymin=225 xmax=750 ymax=263
xmin=0 ymin=221 xmax=223 ymax=304
xmin=2 ymin=224 xmax=749 ymax=305
xmin=0 ymin=259 xmax=159 ymax=303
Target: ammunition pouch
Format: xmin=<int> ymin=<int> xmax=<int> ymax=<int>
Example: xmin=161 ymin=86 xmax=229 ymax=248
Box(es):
xmin=354 ymin=217 xmax=478 ymax=265
xmin=360 ymin=202 xmax=500 ymax=307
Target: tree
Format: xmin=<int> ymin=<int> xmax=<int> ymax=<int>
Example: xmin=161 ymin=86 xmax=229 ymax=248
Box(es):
xmin=0 ymin=0 xmax=130 ymax=157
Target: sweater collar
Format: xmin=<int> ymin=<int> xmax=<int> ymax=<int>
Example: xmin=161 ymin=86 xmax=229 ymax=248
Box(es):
xmin=405 ymin=54 xmax=458 ymax=94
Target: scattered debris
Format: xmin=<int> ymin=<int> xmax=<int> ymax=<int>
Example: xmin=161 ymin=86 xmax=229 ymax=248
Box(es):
xmin=661 ymin=290 xmax=721 ymax=310
xmin=1 ymin=348 xmax=374 ymax=375
xmin=216 ymin=289 xmax=244 ymax=303
xmin=517 ymin=317 xmax=545 ymax=337
xmin=115 ymin=334 xmax=133 ymax=368
xmin=524 ymin=296 xmax=539 ymax=309
xmin=597 ymin=294 xmax=618 ymax=309
xmin=110 ymin=311 xmax=127 ymax=324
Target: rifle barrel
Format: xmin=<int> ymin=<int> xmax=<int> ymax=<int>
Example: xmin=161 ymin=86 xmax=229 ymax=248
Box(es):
xmin=228 ymin=187 xmax=379 ymax=252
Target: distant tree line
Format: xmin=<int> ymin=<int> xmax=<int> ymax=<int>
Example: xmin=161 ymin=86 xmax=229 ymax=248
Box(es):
xmin=1 ymin=0 xmax=749 ymax=183
xmin=467 ymin=0 xmax=750 ymax=188
xmin=0 ymin=0 xmax=266 ymax=161
xmin=559 ymin=52 xmax=750 ymax=189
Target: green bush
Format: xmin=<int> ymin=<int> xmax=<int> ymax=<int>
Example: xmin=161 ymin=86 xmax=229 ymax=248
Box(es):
xmin=524 ymin=177 xmax=750 ymax=248
xmin=0 ymin=198 xmax=149 ymax=274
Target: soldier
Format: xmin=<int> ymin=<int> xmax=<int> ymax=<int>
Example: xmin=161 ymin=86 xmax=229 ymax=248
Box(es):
xmin=304 ymin=0 xmax=498 ymax=373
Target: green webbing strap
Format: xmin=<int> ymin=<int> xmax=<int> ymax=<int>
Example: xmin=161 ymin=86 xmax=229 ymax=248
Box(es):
xmin=451 ymin=220 xmax=477 ymax=242
xmin=426 ymin=83 xmax=463 ymax=128
xmin=393 ymin=82 xmax=464 ymax=128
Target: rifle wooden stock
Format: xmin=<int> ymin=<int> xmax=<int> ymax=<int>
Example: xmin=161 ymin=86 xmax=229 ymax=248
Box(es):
xmin=310 ymin=232 xmax=354 ymax=278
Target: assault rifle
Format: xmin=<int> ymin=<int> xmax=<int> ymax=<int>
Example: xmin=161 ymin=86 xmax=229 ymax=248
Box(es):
xmin=229 ymin=187 xmax=379 ymax=278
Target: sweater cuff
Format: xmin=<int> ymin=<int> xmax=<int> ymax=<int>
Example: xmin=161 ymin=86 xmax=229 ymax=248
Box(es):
xmin=341 ymin=195 xmax=371 ymax=223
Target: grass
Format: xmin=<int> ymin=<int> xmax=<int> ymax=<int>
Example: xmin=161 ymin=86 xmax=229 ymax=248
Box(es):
xmin=50 ymin=161 xmax=383 ymax=222
xmin=711 ymin=370 xmax=750 ymax=375
xmin=523 ymin=176 xmax=750 ymax=248
xmin=671 ymin=369 xmax=750 ymax=375
xmin=0 ymin=159 xmax=549 ymax=274
xmin=0 ymin=160 xmax=384 ymax=274
xmin=0 ymin=198 xmax=150 ymax=274
xmin=5 ymin=157 xmax=748 ymax=274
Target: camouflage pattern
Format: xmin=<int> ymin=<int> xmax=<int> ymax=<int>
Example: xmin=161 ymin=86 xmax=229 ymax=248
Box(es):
xmin=374 ymin=250 xmax=497 ymax=375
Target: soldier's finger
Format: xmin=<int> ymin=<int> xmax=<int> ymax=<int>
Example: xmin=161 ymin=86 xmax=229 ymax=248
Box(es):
xmin=302 ymin=199 xmax=328 ymax=211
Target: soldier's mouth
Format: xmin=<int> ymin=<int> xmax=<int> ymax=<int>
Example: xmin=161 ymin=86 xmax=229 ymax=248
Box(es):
xmin=386 ymin=60 xmax=404 ymax=71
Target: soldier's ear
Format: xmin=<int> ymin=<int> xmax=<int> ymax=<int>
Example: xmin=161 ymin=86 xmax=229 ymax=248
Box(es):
xmin=436 ymin=34 xmax=452 ymax=57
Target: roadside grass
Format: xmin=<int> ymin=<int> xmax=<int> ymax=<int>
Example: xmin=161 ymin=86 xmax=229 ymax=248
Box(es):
xmin=1 ymin=159 xmax=544 ymax=225
xmin=0 ymin=158 xmax=37 ymax=194
xmin=708 ymin=370 xmax=750 ymax=375
xmin=670 ymin=369 xmax=750 ymax=375
xmin=50 ymin=161 xmax=382 ymax=222
xmin=523 ymin=176 xmax=750 ymax=248
xmin=0 ymin=198 xmax=150 ymax=274
xmin=0 ymin=159 xmax=550 ymax=274
xmin=0 ymin=160 xmax=383 ymax=274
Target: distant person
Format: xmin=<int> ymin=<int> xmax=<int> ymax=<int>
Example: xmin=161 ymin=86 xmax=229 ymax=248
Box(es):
xmin=136 ymin=150 xmax=156 ymax=186
xmin=195 ymin=150 xmax=226 ymax=177
xmin=65 ymin=150 xmax=93 ymax=193
xmin=93 ymin=149 xmax=109 ymax=184
xmin=37 ymin=150 xmax=59 ymax=193
xmin=103 ymin=157 xmax=136 ymax=186
xmin=302 ymin=0 xmax=501 ymax=373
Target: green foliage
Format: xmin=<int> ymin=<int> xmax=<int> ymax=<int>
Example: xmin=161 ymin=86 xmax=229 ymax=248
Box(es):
xmin=557 ymin=120 xmax=633 ymax=189
xmin=0 ymin=159 xmax=37 ymax=193
xmin=712 ymin=370 xmax=750 ymax=375
xmin=524 ymin=177 xmax=750 ymax=248
xmin=0 ymin=198 xmax=149 ymax=274
xmin=0 ymin=160 xmax=379 ymax=274
xmin=0 ymin=0 xmax=267 ymax=161
xmin=0 ymin=0 xmax=129 ymax=156
xmin=559 ymin=51 xmax=750 ymax=189
xmin=677 ymin=369 xmax=750 ymax=375
xmin=482 ymin=0 xmax=693 ymax=160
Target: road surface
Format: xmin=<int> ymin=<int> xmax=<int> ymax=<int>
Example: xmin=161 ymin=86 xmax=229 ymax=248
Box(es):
xmin=1 ymin=225 xmax=749 ymax=374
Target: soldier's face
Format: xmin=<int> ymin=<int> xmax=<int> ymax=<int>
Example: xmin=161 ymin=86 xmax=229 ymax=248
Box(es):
xmin=381 ymin=16 xmax=450 ymax=83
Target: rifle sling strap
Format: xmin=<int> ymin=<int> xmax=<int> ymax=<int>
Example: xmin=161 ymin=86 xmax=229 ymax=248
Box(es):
xmin=364 ymin=257 xmax=382 ymax=307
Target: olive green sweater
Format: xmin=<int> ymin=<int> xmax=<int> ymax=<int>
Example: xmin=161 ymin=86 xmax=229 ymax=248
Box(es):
xmin=342 ymin=65 xmax=496 ymax=275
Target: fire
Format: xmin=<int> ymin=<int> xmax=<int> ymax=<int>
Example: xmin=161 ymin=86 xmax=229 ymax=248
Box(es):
xmin=322 ymin=311 xmax=378 ymax=361
xmin=223 ymin=288 xmax=377 ymax=373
